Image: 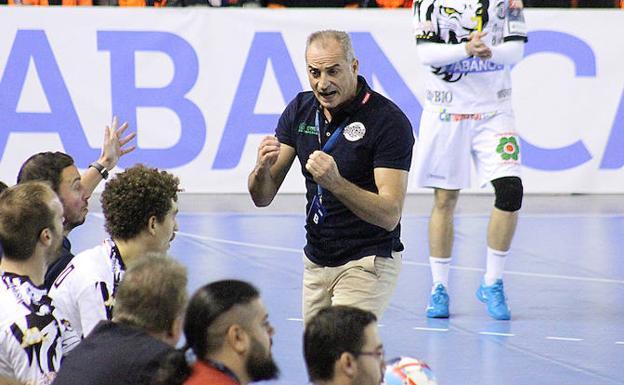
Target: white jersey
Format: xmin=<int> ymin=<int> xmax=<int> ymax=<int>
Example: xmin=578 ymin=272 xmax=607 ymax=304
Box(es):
xmin=0 ymin=272 xmax=80 ymax=385
xmin=412 ymin=0 xmax=527 ymax=113
xmin=48 ymin=239 xmax=126 ymax=338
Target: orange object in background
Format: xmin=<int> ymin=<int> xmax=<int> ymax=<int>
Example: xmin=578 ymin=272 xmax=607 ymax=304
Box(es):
xmin=8 ymin=0 xmax=92 ymax=5
xmin=118 ymin=0 xmax=166 ymax=5
xmin=374 ymin=0 xmax=412 ymax=7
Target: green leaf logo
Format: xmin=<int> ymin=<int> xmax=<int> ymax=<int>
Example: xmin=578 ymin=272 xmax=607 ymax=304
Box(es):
xmin=496 ymin=136 xmax=519 ymax=161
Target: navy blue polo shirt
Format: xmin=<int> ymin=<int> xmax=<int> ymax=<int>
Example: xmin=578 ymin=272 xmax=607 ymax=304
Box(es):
xmin=276 ymin=76 xmax=414 ymax=267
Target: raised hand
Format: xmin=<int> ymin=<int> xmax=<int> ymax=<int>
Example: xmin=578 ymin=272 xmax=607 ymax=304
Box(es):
xmin=98 ymin=116 xmax=136 ymax=170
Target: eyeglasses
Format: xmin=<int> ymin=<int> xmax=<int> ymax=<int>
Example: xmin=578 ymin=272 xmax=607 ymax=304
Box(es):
xmin=355 ymin=349 xmax=385 ymax=361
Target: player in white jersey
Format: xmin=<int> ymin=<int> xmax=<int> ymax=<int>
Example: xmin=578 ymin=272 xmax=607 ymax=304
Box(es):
xmin=0 ymin=182 xmax=80 ymax=385
xmin=49 ymin=164 xmax=180 ymax=338
xmin=412 ymin=0 xmax=527 ymax=320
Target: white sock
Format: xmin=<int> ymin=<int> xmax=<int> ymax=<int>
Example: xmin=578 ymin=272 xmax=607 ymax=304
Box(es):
xmin=429 ymin=256 xmax=451 ymax=291
xmin=484 ymin=247 xmax=509 ymax=286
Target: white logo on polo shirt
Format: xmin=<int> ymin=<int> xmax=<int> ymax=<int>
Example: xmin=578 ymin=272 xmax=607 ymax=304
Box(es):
xmin=343 ymin=122 xmax=366 ymax=142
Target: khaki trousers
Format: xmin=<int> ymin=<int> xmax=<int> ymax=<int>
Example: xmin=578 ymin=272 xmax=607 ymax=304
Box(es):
xmin=302 ymin=251 xmax=402 ymax=324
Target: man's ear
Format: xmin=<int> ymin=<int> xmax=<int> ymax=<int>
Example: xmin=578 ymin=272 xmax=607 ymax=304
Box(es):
xmin=147 ymin=215 xmax=158 ymax=236
xmin=225 ymin=324 xmax=249 ymax=355
xmin=352 ymin=58 xmax=359 ymax=75
xmin=337 ymin=351 xmax=358 ymax=379
xmin=39 ymin=228 xmax=52 ymax=247
xmin=167 ymin=315 xmax=184 ymax=346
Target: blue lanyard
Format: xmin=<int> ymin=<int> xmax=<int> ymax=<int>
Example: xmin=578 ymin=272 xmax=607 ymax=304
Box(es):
xmin=315 ymin=109 xmax=348 ymax=199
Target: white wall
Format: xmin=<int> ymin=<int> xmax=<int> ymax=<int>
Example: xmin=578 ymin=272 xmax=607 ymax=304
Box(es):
xmin=0 ymin=8 xmax=622 ymax=193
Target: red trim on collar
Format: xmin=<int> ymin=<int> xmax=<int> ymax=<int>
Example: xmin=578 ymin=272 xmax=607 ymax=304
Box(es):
xmin=361 ymin=92 xmax=371 ymax=105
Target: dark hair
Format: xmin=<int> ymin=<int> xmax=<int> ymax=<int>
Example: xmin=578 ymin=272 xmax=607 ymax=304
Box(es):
xmin=0 ymin=181 xmax=7 ymax=194
xmin=113 ymin=255 xmax=187 ymax=334
xmin=303 ymin=306 xmax=377 ymax=382
xmin=17 ymin=152 xmax=74 ymax=193
xmin=101 ymin=164 xmax=179 ymax=240
xmin=152 ymin=280 xmax=260 ymax=385
xmin=0 ymin=182 xmax=57 ymax=260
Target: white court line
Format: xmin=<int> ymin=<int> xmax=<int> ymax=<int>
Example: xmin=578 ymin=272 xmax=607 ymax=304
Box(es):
xmin=546 ymin=336 xmax=584 ymax=342
xmin=287 ymin=318 xmax=303 ymax=322
xmin=178 ymin=231 xmax=302 ymax=253
xmin=175 ymin=232 xmax=624 ymax=285
xmin=479 ymin=331 xmax=515 ymax=337
xmin=413 ymin=327 xmax=448 ymax=332
xmin=615 ymin=341 xmax=624 ymax=345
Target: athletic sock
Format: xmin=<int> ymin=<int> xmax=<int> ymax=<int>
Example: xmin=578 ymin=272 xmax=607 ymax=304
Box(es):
xmin=484 ymin=247 xmax=509 ymax=286
xmin=429 ymin=256 xmax=451 ymax=291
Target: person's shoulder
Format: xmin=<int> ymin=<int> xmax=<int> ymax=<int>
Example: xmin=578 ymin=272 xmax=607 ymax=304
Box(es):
xmin=368 ymin=91 xmax=411 ymax=123
xmin=53 ymin=241 xmax=113 ymax=289
xmin=286 ymin=91 xmax=315 ymax=112
xmin=72 ymin=241 xmax=112 ymax=270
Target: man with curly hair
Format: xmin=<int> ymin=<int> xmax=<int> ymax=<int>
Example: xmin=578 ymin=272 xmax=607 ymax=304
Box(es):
xmin=48 ymin=164 xmax=180 ymax=337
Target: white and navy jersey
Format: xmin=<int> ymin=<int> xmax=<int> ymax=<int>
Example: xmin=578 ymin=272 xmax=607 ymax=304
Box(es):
xmin=48 ymin=239 xmax=126 ymax=338
xmin=0 ymin=272 xmax=80 ymax=385
xmin=412 ymin=0 xmax=527 ymax=113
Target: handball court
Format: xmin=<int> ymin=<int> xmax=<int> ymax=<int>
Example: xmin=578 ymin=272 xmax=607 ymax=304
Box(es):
xmin=79 ymin=193 xmax=623 ymax=385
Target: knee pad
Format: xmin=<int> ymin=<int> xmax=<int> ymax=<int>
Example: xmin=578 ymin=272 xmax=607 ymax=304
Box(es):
xmin=492 ymin=176 xmax=523 ymax=212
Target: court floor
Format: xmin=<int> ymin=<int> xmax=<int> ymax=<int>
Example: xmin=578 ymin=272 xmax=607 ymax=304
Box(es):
xmin=77 ymin=194 xmax=624 ymax=385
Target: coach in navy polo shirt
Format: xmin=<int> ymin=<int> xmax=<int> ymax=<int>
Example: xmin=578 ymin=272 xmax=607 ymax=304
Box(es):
xmin=248 ymin=30 xmax=414 ymax=322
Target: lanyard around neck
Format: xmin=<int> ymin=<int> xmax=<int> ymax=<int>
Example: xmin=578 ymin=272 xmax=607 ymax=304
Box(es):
xmin=314 ymin=109 xmax=349 ymax=198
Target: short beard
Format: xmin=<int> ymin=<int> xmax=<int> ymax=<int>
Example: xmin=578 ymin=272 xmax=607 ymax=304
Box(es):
xmin=64 ymin=216 xmax=85 ymax=233
xmin=245 ymin=337 xmax=279 ymax=382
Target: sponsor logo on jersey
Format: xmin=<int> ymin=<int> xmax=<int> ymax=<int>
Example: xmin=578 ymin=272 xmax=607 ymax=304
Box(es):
xmin=497 ymin=136 xmax=520 ymax=161
xmin=298 ymin=122 xmax=318 ymax=135
xmin=343 ymin=122 xmax=366 ymax=142
xmin=443 ymin=57 xmax=504 ymax=74
xmin=497 ymin=88 xmax=512 ymax=99
xmin=427 ymin=90 xmax=453 ymax=104
xmin=439 ymin=109 xmax=497 ymax=122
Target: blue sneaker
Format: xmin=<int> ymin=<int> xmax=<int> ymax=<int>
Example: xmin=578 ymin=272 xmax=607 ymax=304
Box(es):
xmin=476 ymin=279 xmax=511 ymax=320
xmin=426 ymin=284 xmax=449 ymax=318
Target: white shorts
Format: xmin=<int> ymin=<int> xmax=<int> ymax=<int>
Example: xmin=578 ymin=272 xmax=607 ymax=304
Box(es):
xmin=414 ymin=109 xmax=522 ymax=189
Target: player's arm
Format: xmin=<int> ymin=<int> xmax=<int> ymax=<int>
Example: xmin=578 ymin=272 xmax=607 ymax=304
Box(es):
xmin=489 ymin=40 xmax=525 ymax=65
xmin=417 ymin=31 xmax=493 ymax=67
xmin=81 ymin=117 xmax=136 ymax=196
xmin=306 ymin=152 xmax=408 ymax=232
xmin=248 ymin=136 xmax=296 ymax=207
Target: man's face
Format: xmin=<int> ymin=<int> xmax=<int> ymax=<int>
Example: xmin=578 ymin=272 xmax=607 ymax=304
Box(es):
xmin=45 ymin=195 xmax=65 ymax=263
xmin=306 ymin=38 xmax=359 ymax=112
xmin=353 ymin=323 xmax=385 ymax=385
xmin=57 ymin=165 xmax=88 ymax=233
xmin=244 ymin=298 xmax=279 ymax=382
xmin=151 ymin=199 xmax=179 ymax=254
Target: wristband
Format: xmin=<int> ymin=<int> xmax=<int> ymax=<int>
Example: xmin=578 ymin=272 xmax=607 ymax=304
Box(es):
xmin=89 ymin=162 xmax=109 ymax=180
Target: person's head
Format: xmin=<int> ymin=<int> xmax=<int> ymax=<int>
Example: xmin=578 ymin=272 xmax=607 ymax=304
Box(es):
xmin=305 ymin=30 xmax=359 ymax=113
xmin=0 ymin=181 xmax=64 ymax=264
xmin=101 ymin=164 xmax=180 ymax=254
xmin=185 ymin=280 xmax=278 ymax=383
xmin=113 ymin=255 xmax=188 ymax=346
xmin=17 ymin=151 xmax=88 ymax=233
xmin=304 ymin=306 xmax=384 ymax=385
